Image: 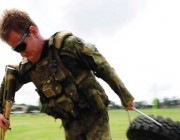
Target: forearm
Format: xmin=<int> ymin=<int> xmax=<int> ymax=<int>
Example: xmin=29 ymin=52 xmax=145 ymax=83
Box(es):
xmin=94 ymin=62 xmax=134 ymax=107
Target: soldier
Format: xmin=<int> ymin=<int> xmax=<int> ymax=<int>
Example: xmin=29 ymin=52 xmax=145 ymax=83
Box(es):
xmin=0 ymin=9 xmax=134 ymax=140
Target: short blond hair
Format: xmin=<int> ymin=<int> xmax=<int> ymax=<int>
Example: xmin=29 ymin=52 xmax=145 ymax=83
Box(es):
xmin=0 ymin=8 xmax=38 ymax=42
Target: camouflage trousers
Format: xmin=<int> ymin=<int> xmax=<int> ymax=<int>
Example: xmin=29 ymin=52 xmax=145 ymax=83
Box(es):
xmin=62 ymin=110 xmax=112 ymax=140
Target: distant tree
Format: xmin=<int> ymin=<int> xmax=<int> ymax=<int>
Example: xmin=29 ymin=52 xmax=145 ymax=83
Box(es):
xmin=162 ymin=98 xmax=171 ymax=107
xmin=171 ymin=97 xmax=180 ymax=106
xmin=27 ymin=105 xmax=40 ymax=112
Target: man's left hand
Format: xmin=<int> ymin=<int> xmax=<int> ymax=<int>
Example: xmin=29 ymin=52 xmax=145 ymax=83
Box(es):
xmin=125 ymin=102 xmax=134 ymax=111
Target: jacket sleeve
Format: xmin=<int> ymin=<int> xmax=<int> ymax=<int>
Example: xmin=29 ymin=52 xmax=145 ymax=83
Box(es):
xmin=0 ymin=64 xmax=30 ymax=113
xmin=61 ymin=36 xmax=134 ymax=107
xmin=0 ymin=78 xmax=5 ymax=113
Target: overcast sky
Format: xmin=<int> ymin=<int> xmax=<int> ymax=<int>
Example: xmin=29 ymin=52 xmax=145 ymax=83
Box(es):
xmin=0 ymin=0 xmax=180 ymax=105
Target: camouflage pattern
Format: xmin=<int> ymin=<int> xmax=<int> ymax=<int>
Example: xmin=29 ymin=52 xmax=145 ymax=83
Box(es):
xmin=0 ymin=31 xmax=134 ymax=139
xmin=61 ymin=35 xmax=134 ymax=107
xmin=64 ymin=111 xmax=112 ymax=140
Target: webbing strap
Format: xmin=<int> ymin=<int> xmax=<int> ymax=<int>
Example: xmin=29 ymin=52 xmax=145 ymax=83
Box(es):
xmin=49 ymin=31 xmax=73 ymax=49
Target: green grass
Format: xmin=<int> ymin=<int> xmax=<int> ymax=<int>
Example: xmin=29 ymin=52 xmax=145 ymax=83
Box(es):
xmin=4 ymin=108 xmax=180 ymax=140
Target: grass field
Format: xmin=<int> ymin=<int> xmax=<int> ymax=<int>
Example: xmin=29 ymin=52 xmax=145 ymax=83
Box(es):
xmin=4 ymin=108 xmax=180 ymax=140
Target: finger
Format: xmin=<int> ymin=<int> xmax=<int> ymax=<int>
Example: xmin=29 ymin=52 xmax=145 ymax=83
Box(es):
xmin=0 ymin=122 xmax=7 ymax=130
xmin=3 ymin=120 xmax=10 ymax=128
xmin=1 ymin=119 xmax=10 ymax=129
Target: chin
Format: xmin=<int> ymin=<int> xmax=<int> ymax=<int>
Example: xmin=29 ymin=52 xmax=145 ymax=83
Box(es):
xmin=28 ymin=56 xmax=40 ymax=64
xmin=27 ymin=58 xmax=36 ymax=64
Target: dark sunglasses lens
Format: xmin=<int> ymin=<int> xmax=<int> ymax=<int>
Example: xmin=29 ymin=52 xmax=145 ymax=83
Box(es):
xmin=14 ymin=42 xmax=26 ymax=52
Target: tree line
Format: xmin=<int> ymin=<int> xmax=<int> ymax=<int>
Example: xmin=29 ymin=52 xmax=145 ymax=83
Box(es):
xmin=135 ymin=97 xmax=180 ymax=109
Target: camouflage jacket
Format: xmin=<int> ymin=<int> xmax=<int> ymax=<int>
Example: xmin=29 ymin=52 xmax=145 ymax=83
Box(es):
xmin=0 ymin=31 xmax=134 ymax=116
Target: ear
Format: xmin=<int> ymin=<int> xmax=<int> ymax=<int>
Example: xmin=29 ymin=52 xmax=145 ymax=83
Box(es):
xmin=29 ymin=26 xmax=38 ymax=37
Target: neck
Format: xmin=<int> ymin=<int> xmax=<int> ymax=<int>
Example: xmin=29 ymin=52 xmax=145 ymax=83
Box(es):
xmin=40 ymin=40 xmax=49 ymax=59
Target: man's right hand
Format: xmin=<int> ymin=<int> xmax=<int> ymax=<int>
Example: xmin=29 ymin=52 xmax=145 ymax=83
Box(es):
xmin=0 ymin=114 xmax=10 ymax=130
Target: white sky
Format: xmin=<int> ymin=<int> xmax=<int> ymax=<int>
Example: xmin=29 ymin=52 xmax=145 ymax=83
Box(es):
xmin=0 ymin=0 xmax=180 ymax=105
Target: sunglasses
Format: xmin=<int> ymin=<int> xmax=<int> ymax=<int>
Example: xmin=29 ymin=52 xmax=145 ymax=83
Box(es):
xmin=12 ymin=24 xmax=31 ymax=52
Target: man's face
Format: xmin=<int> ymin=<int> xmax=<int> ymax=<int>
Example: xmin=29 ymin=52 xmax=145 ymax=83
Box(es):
xmin=7 ymin=26 xmax=44 ymax=64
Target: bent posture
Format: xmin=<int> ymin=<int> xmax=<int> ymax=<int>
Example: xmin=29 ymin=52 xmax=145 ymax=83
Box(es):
xmin=0 ymin=9 xmax=134 ymax=140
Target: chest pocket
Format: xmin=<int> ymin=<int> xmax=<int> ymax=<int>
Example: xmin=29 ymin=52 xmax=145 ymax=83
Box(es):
xmin=41 ymin=77 xmax=62 ymax=98
xmin=29 ymin=57 xmax=62 ymax=98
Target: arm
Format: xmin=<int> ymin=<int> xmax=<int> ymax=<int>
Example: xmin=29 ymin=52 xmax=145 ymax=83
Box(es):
xmin=0 ymin=66 xmax=17 ymax=140
xmin=61 ymin=36 xmax=134 ymax=108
